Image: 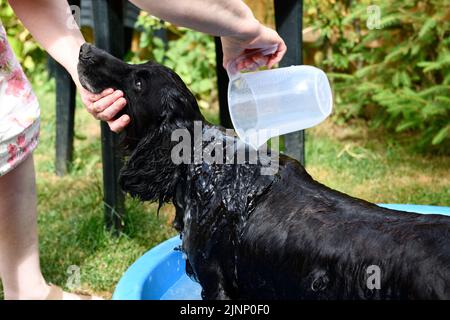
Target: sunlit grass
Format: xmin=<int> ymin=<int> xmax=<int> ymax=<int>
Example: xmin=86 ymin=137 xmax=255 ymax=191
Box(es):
xmin=306 ymin=119 xmax=449 ymax=206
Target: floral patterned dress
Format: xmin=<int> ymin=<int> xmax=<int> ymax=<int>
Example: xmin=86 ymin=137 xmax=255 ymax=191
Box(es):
xmin=0 ymin=20 xmax=40 ymax=176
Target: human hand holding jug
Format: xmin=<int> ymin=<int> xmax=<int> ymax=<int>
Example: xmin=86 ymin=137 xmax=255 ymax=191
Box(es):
xmin=227 ymin=47 xmax=333 ymax=150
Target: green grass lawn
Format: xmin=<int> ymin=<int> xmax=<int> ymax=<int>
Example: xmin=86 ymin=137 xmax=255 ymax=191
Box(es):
xmin=1 ymin=76 xmax=448 ymax=299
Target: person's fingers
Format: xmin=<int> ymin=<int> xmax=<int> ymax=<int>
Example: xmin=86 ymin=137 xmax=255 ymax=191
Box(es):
xmin=267 ymin=41 xmax=287 ymax=69
xmin=251 ymin=54 xmax=269 ymax=68
xmin=90 ymin=90 xmax=124 ymax=114
xmin=236 ymin=60 xmax=247 ymax=71
xmin=83 ymin=88 xmax=115 ymax=113
xmin=96 ymin=96 xmax=127 ymax=121
xmin=241 ymin=58 xmax=258 ymax=71
xmin=86 ymin=103 xmax=95 ymax=116
xmin=236 ymin=54 xmax=269 ymax=72
xmin=107 ymin=114 xmax=130 ymax=133
xmin=85 ymin=88 xmax=114 ymax=103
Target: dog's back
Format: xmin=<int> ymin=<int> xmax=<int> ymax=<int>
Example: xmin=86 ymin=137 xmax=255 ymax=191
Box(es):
xmin=234 ymin=156 xmax=450 ymax=299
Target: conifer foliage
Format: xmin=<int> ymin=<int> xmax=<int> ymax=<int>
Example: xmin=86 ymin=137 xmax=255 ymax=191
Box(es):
xmin=304 ymin=0 xmax=450 ymax=151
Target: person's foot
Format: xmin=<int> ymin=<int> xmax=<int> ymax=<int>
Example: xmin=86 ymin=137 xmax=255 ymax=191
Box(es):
xmin=5 ymin=282 xmax=103 ymax=300
xmin=45 ymin=284 xmax=103 ymax=300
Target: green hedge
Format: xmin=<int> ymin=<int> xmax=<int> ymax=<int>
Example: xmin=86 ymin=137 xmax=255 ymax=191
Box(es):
xmin=304 ymin=0 xmax=450 ymax=151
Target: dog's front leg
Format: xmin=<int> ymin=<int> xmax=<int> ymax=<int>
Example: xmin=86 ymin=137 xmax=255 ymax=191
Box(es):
xmin=201 ymin=282 xmax=230 ymax=300
xmin=197 ymin=262 xmax=231 ymax=300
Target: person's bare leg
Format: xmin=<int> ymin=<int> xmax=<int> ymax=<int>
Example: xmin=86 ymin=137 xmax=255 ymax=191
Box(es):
xmin=0 ymin=154 xmax=49 ymax=300
xmin=0 ymin=154 xmax=103 ymax=300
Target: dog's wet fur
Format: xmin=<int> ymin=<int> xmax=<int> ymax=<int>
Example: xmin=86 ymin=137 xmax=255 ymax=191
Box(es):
xmin=78 ymin=43 xmax=450 ymax=299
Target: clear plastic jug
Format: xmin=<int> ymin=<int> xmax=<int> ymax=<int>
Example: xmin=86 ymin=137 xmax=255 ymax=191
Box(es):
xmin=227 ymin=49 xmax=333 ymax=150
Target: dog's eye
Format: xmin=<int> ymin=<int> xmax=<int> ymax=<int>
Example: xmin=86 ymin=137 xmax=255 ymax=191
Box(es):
xmin=135 ymin=79 xmax=142 ymax=91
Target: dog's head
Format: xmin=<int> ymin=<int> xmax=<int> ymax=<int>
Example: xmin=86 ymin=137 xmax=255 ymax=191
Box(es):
xmin=77 ymin=43 xmax=203 ymax=150
xmin=78 ymin=43 xmax=204 ymax=203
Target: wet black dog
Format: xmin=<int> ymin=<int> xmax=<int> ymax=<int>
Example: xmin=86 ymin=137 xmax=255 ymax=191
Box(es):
xmin=78 ymin=43 xmax=450 ymax=300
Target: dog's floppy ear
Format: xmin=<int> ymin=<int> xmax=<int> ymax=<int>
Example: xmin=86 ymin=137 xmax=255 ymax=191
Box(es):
xmin=119 ymin=125 xmax=181 ymax=204
xmin=119 ymin=68 xmax=199 ymax=203
xmin=159 ymin=80 xmax=204 ymax=126
xmin=121 ymin=82 xmax=202 ymax=152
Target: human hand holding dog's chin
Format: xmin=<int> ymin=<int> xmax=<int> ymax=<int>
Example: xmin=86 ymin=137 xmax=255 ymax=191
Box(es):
xmin=78 ymin=85 xmax=130 ymax=133
xmin=221 ymin=24 xmax=287 ymax=72
xmin=69 ymin=66 xmax=128 ymax=133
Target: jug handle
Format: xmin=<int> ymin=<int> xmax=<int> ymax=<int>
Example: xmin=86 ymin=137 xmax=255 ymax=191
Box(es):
xmin=226 ymin=45 xmax=279 ymax=81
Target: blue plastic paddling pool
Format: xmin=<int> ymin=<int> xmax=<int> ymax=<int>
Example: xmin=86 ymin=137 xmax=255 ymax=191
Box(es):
xmin=112 ymin=204 xmax=450 ymax=300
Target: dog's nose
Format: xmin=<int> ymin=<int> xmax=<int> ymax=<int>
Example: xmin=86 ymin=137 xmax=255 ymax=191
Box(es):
xmin=79 ymin=43 xmax=97 ymax=66
xmin=79 ymin=43 xmax=92 ymax=58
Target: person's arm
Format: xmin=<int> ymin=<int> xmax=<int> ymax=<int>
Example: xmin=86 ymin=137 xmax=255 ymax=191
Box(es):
xmin=8 ymin=0 xmax=83 ymax=84
xmin=130 ymin=0 xmax=286 ymax=69
xmin=131 ymin=0 xmax=260 ymax=38
xmin=8 ymin=0 xmax=129 ymax=132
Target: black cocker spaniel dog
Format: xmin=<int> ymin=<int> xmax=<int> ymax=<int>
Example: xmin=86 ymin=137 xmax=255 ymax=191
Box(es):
xmin=78 ymin=43 xmax=450 ymax=300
